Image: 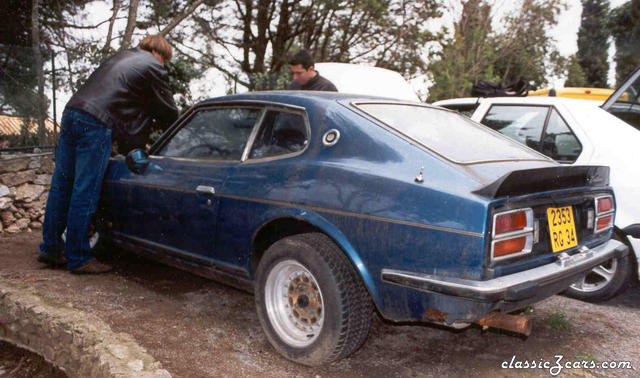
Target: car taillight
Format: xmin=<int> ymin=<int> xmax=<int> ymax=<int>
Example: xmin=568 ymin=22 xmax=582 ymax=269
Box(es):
xmin=491 ymin=208 xmax=534 ymax=261
xmin=594 ymin=195 xmax=614 ymax=233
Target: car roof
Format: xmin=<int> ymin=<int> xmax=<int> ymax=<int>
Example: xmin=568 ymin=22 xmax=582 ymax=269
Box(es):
xmin=433 ymin=96 xmax=603 ymax=107
xmin=199 ymin=90 xmax=423 ymax=107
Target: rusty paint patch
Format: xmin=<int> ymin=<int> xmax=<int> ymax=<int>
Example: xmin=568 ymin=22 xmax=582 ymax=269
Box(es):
xmin=424 ymin=309 xmax=448 ymax=322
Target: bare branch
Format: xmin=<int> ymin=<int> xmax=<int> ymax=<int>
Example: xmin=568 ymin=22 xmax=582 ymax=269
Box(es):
xmin=159 ymin=0 xmax=209 ymax=37
xmin=121 ymin=0 xmax=140 ymax=50
xmin=103 ymin=0 xmax=121 ymax=53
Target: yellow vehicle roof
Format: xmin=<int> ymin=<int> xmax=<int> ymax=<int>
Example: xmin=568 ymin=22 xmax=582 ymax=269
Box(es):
xmin=528 ymin=87 xmax=614 ymax=101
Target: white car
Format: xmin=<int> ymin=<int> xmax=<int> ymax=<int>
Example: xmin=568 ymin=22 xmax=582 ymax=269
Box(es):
xmin=434 ymin=95 xmax=640 ymax=301
xmin=314 ymin=62 xmax=420 ymax=102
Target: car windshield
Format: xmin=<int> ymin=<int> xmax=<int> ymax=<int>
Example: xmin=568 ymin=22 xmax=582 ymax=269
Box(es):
xmin=356 ymin=103 xmax=547 ymax=164
xmin=603 ymin=68 xmax=640 ymax=130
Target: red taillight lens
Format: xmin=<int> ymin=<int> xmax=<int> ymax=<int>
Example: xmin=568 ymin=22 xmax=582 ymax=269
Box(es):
xmin=494 ymin=212 xmax=528 ymax=234
xmin=491 ymin=209 xmax=533 ymax=260
xmin=596 ymin=214 xmax=613 ymax=232
xmin=594 ymin=195 xmax=614 ymax=233
xmin=493 ymin=237 xmax=527 ymax=258
xmin=596 ymin=197 xmax=613 ymax=214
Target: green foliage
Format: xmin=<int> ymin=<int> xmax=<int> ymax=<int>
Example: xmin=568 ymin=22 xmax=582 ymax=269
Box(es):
xmin=493 ymin=0 xmax=567 ymax=89
xmin=427 ymin=0 xmax=499 ymax=101
xmin=575 ymin=353 xmax=596 ymax=362
xmin=165 ymin=57 xmax=204 ymax=111
xmin=428 ymin=0 xmax=567 ymax=101
xmin=547 ymin=310 xmax=571 ymax=330
xmin=248 ymin=71 xmax=291 ymax=91
xmin=576 ymin=0 xmax=610 ymax=88
xmin=565 ymin=55 xmax=587 ymax=87
xmin=609 ymin=0 xmax=640 ymax=86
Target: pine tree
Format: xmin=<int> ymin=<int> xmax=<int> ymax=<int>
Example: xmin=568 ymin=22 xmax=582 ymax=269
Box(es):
xmin=609 ymin=0 xmax=640 ymax=85
xmin=576 ymin=0 xmax=611 ymax=88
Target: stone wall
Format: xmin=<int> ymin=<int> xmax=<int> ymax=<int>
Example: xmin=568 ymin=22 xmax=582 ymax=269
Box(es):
xmin=0 ymin=153 xmax=54 ymax=235
xmin=0 ymin=281 xmax=172 ymax=377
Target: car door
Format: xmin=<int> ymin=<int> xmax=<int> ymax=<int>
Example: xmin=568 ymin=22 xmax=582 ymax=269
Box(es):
xmin=110 ymin=104 xmax=262 ymax=262
xmin=214 ymin=107 xmax=311 ymax=268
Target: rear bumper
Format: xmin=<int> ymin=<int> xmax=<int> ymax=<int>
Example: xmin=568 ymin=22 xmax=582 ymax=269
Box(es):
xmin=381 ymin=238 xmax=628 ymax=303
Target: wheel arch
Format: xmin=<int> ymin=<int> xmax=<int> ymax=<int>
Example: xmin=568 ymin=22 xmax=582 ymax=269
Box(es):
xmin=249 ymin=208 xmax=380 ymax=304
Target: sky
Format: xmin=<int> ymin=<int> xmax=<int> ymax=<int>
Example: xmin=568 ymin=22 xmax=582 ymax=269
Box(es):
xmin=47 ymin=0 xmax=631 ymax=122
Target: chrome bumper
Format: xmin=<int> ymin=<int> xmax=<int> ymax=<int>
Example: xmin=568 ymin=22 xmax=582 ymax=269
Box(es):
xmin=381 ymin=239 xmax=628 ymax=302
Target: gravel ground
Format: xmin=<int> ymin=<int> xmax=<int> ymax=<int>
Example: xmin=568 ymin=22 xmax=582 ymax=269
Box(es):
xmin=1 ymin=231 xmax=639 ymax=377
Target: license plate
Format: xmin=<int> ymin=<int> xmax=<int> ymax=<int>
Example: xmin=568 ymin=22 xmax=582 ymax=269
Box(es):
xmin=547 ymin=206 xmax=579 ymax=252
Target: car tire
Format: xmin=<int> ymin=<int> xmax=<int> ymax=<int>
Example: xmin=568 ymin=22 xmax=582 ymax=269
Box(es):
xmin=563 ymin=233 xmax=634 ymax=302
xmin=254 ymin=232 xmax=373 ymax=366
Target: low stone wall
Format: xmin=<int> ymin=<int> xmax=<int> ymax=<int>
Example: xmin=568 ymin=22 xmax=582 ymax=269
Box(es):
xmin=0 ymin=153 xmax=54 ymax=235
xmin=0 ymin=281 xmax=172 ymax=377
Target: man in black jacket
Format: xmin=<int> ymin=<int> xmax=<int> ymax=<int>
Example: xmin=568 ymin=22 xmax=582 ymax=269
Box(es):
xmin=287 ymin=50 xmax=338 ymax=92
xmin=39 ymin=35 xmax=179 ymax=273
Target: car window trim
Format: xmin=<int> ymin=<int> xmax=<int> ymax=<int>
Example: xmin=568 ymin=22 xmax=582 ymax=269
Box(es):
xmin=151 ymin=104 xmax=264 ymax=162
xmin=541 ymin=107 xmax=583 ymax=163
xmin=242 ymin=106 xmax=312 ymax=164
xmin=480 ymin=103 xmax=583 ymax=164
xmin=480 ymin=103 xmax=550 ymax=147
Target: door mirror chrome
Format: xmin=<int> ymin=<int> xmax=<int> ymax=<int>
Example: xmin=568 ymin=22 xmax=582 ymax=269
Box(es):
xmin=126 ymin=148 xmax=150 ymax=174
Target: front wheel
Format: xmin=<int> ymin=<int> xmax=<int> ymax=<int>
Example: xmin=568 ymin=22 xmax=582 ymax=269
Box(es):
xmin=255 ymin=233 xmax=373 ymax=366
xmin=563 ymin=234 xmax=634 ymax=302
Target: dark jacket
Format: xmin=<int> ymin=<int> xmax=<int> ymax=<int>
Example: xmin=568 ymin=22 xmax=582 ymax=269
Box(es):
xmin=287 ymin=72 xmax=338 ymax=92
xmin=66 ymin=48 xmax=179 ymax=146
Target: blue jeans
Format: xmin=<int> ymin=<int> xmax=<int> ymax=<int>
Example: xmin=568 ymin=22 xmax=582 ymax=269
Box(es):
xmin=40 ymin=108 xmax=112 ymax=269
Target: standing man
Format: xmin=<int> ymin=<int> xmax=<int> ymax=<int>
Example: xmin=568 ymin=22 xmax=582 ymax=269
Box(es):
xmin=288 ymin=50 xmax=338 ymax=92
xmin=39 ymin=34 xmax=179 ymax=274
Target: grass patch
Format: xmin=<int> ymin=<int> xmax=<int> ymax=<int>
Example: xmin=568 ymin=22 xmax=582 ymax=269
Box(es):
xmin=575 ymin=353 xmax=596 ymax=362
xmin=547 ymin=310 xmax=571 ymax=330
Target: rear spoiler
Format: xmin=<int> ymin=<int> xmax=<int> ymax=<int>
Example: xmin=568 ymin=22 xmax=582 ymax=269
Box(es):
xmin=473 ymin=166 xmax=610 ymax=199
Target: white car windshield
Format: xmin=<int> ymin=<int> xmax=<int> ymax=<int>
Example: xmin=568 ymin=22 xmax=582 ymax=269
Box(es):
xmin=356 ymin=103 xmax=549 ymax=164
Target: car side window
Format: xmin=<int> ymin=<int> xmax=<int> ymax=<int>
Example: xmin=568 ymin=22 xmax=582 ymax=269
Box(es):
xmin=158 ymin=107 xmax=260 ymax=160
xmin=481 ymin=105 xmax=548 ymax=150
xmin=540 ymin=108 xmax=582 ymax=162
xmin=249 ymin=110 xmax=308 ymax=159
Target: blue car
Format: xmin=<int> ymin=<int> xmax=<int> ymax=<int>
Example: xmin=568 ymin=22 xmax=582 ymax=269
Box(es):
xmin=97 ymin=91 xmax=628 ymax=366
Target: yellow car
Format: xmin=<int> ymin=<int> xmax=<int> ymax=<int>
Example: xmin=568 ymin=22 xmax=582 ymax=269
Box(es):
xmin=528 ymin=87 xmax=614 ymax=101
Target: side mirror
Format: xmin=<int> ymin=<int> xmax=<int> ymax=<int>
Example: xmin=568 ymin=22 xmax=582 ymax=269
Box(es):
xmin=126 ymin=148 xmax=149 ymax=174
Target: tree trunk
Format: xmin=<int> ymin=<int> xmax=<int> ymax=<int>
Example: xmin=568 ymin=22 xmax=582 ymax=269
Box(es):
xmin=31 ymin=0 xmax=46 ymax=145
xmin=103 ymin=0 xmax=121 ymax=53
xmin=121 ymin=0 xmax=140 ymax=50
xmin=159 ymin=0 xmax=207 ymax=37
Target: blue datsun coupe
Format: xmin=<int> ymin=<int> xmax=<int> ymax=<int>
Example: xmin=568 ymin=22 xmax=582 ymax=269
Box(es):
xmin=97 ymin=91 xmax=628 ymax=366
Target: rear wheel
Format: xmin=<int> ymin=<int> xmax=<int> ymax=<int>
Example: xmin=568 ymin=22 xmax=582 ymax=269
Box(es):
xmin=255 ymin=232 xmax=373 ymax=366
xmin=563 ymin=233 xmax=633 ymax=302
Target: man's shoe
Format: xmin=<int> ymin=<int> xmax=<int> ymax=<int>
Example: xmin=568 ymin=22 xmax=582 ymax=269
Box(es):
xmin=37 ymin=253 xmax=67 ymax=268
xmin=70 ymin=259 xmax=113 ymax=274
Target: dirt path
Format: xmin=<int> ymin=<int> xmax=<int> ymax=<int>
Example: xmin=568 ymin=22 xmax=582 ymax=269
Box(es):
xmin=1 ymin=232 xmax=639 ymax=377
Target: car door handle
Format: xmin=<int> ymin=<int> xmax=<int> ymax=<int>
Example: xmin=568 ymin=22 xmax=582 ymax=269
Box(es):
xmin=196 ymin=185 xmax=216 ymax=195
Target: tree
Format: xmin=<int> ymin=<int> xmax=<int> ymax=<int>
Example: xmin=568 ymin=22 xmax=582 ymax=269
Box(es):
xmin=427 ymin=0 xmax=498 ymax=101
xmin=493 ymin=0 xmax=567 ymax=89
xmin=427 ymin=0 xmax=566 ymax=101
xmin=609 ymin=0 xmax=640 ymax=86
xmin=565 ymin=54 xmax=587 ymax=87
xmin=179 ymin=0 xmax=441 ymax=90
xmin=576 ymin=0 xmax=610 ymax=88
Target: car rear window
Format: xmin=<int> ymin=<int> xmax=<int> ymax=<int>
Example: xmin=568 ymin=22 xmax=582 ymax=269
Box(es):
xmin=356 ymin=103 xmax=547 ymax=164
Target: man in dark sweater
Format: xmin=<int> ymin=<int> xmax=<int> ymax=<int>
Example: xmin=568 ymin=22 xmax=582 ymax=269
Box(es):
xmin=287 ymin=50 xmax=338 ymax=92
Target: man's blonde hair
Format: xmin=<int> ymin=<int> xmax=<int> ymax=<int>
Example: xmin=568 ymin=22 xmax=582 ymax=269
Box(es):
xmin=138 ymin=34 xmax=172 ymax=63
